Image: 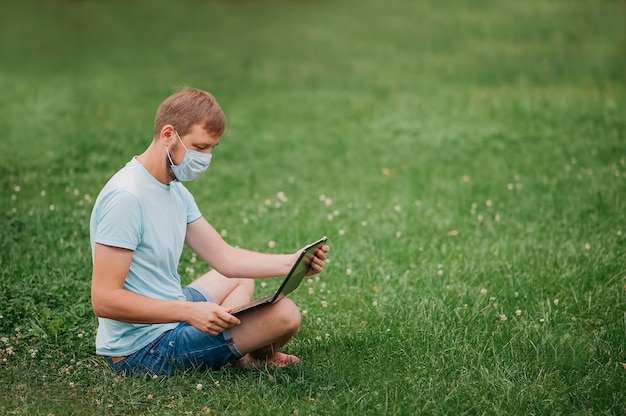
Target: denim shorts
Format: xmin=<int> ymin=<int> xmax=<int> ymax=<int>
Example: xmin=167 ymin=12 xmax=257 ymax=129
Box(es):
xmin=105 ymin=286 xmax=244 ymax=376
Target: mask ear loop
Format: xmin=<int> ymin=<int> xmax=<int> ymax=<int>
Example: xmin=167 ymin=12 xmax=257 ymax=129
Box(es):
xmin=174 ymin=130 xmax=188 ymax=150
xmin=166 ymin=129 xmax=183 ymax=166
xmin=165 ymin=145 xmax=175 ymax=165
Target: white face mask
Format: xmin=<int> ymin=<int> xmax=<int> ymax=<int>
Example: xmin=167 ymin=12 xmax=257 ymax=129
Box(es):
xmin=166 ymin=130 xmax=212 ymax=181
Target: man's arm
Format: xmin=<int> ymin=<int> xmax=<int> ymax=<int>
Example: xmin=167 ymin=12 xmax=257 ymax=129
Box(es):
xmin=91 ymin=243 xmax=239 ymax=335
xmin=184 ymin=217 xmax=299 ymax=279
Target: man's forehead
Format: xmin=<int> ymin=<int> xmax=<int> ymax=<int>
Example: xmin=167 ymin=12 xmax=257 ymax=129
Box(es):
xmin=188 ymin=124 xmax=221 ymax=144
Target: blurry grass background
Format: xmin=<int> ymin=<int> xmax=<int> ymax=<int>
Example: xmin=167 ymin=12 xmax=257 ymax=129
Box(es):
xmin=1 ymin=0 xmax=625 ymax=414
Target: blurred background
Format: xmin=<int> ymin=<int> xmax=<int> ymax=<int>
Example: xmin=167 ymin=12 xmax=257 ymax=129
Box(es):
xmin=1 ymin=1 xmax=625 ymax=414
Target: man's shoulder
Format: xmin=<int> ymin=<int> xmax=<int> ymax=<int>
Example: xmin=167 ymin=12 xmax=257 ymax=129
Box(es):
xmin=102 ymin=160 xmax=151 ymax=194
xmin=93 ymin=162 xmax=144 ymax=207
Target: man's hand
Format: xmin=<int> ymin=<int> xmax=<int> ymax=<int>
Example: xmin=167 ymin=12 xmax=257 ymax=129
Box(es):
xmin=186 ymin=302 xmax=241 ymax=336
xmin=306 ymin=244 xmax=330 ymax=276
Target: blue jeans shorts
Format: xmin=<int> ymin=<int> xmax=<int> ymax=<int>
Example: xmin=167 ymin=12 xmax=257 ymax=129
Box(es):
xmin=105 ymin=286 xmax=244 ymax=376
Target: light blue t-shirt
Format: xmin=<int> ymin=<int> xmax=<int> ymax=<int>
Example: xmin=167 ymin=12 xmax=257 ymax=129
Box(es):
xmin=90 ymin=157 xmax=202 ymax=356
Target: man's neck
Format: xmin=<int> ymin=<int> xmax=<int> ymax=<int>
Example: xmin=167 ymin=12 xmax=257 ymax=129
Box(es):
xmin=136 ymin=143 xmax=173 ymax=185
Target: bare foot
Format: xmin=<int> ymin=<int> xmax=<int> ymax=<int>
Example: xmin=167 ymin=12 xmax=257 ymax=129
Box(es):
xmin=265 ymin=352 xmax=300 ymax=368
xmin=234 ymin=352 xmax=300 ymax=370
xmin=233 ymin=353 xmax=260 ymax=369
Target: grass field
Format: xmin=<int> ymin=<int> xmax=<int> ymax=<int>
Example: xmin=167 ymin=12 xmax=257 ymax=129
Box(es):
xmin=1 ymin=0 xmax=625 ymax=414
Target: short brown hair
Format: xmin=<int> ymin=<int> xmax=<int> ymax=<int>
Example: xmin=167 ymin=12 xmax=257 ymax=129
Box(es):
xmin=154 ymin=88 xmax=226 ymax=137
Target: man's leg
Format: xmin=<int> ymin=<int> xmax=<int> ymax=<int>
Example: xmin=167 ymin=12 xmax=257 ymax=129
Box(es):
xmin=189 ymin=269 xmax=255 ymax=308
xmin=229 ymin=297 xmax=301 ymax=366
xmin=189 ymin=269 xmax=301 ymax=367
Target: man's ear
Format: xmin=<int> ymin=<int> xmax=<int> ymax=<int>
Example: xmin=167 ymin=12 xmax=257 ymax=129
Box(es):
xmin=160 ymin=125 xmax=176 ymax=144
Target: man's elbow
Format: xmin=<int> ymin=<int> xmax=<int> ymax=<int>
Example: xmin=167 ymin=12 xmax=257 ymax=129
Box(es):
xmin=91 ymin=291 xmax=112 ymax=318
xmin=91 ymin=301 xmax=106 ymax=318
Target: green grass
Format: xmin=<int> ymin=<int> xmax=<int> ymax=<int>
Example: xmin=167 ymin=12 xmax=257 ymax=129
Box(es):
xmin=1 ymin=0 xmax=625 ymax=414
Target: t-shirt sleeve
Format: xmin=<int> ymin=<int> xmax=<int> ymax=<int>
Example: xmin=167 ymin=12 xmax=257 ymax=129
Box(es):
xmin=92 ymin=190 xmax=143 ymax=250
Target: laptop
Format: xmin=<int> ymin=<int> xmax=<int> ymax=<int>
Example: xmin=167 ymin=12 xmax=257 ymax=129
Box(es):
xmin=231 ymin=236 xmax=327 ymax=316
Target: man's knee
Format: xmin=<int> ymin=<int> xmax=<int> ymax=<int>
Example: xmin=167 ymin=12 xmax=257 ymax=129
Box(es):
xmin=229 ymin=298 xmax=302 ymax=354
xmin=274 ymin=298 xmax=301 ymax=334
xmin=241 ymin=278 xmax=255 ymax=293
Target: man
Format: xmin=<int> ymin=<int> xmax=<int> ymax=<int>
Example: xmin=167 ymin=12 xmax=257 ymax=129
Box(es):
xmin=90 ymin=88 xmax=329 ymax=376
